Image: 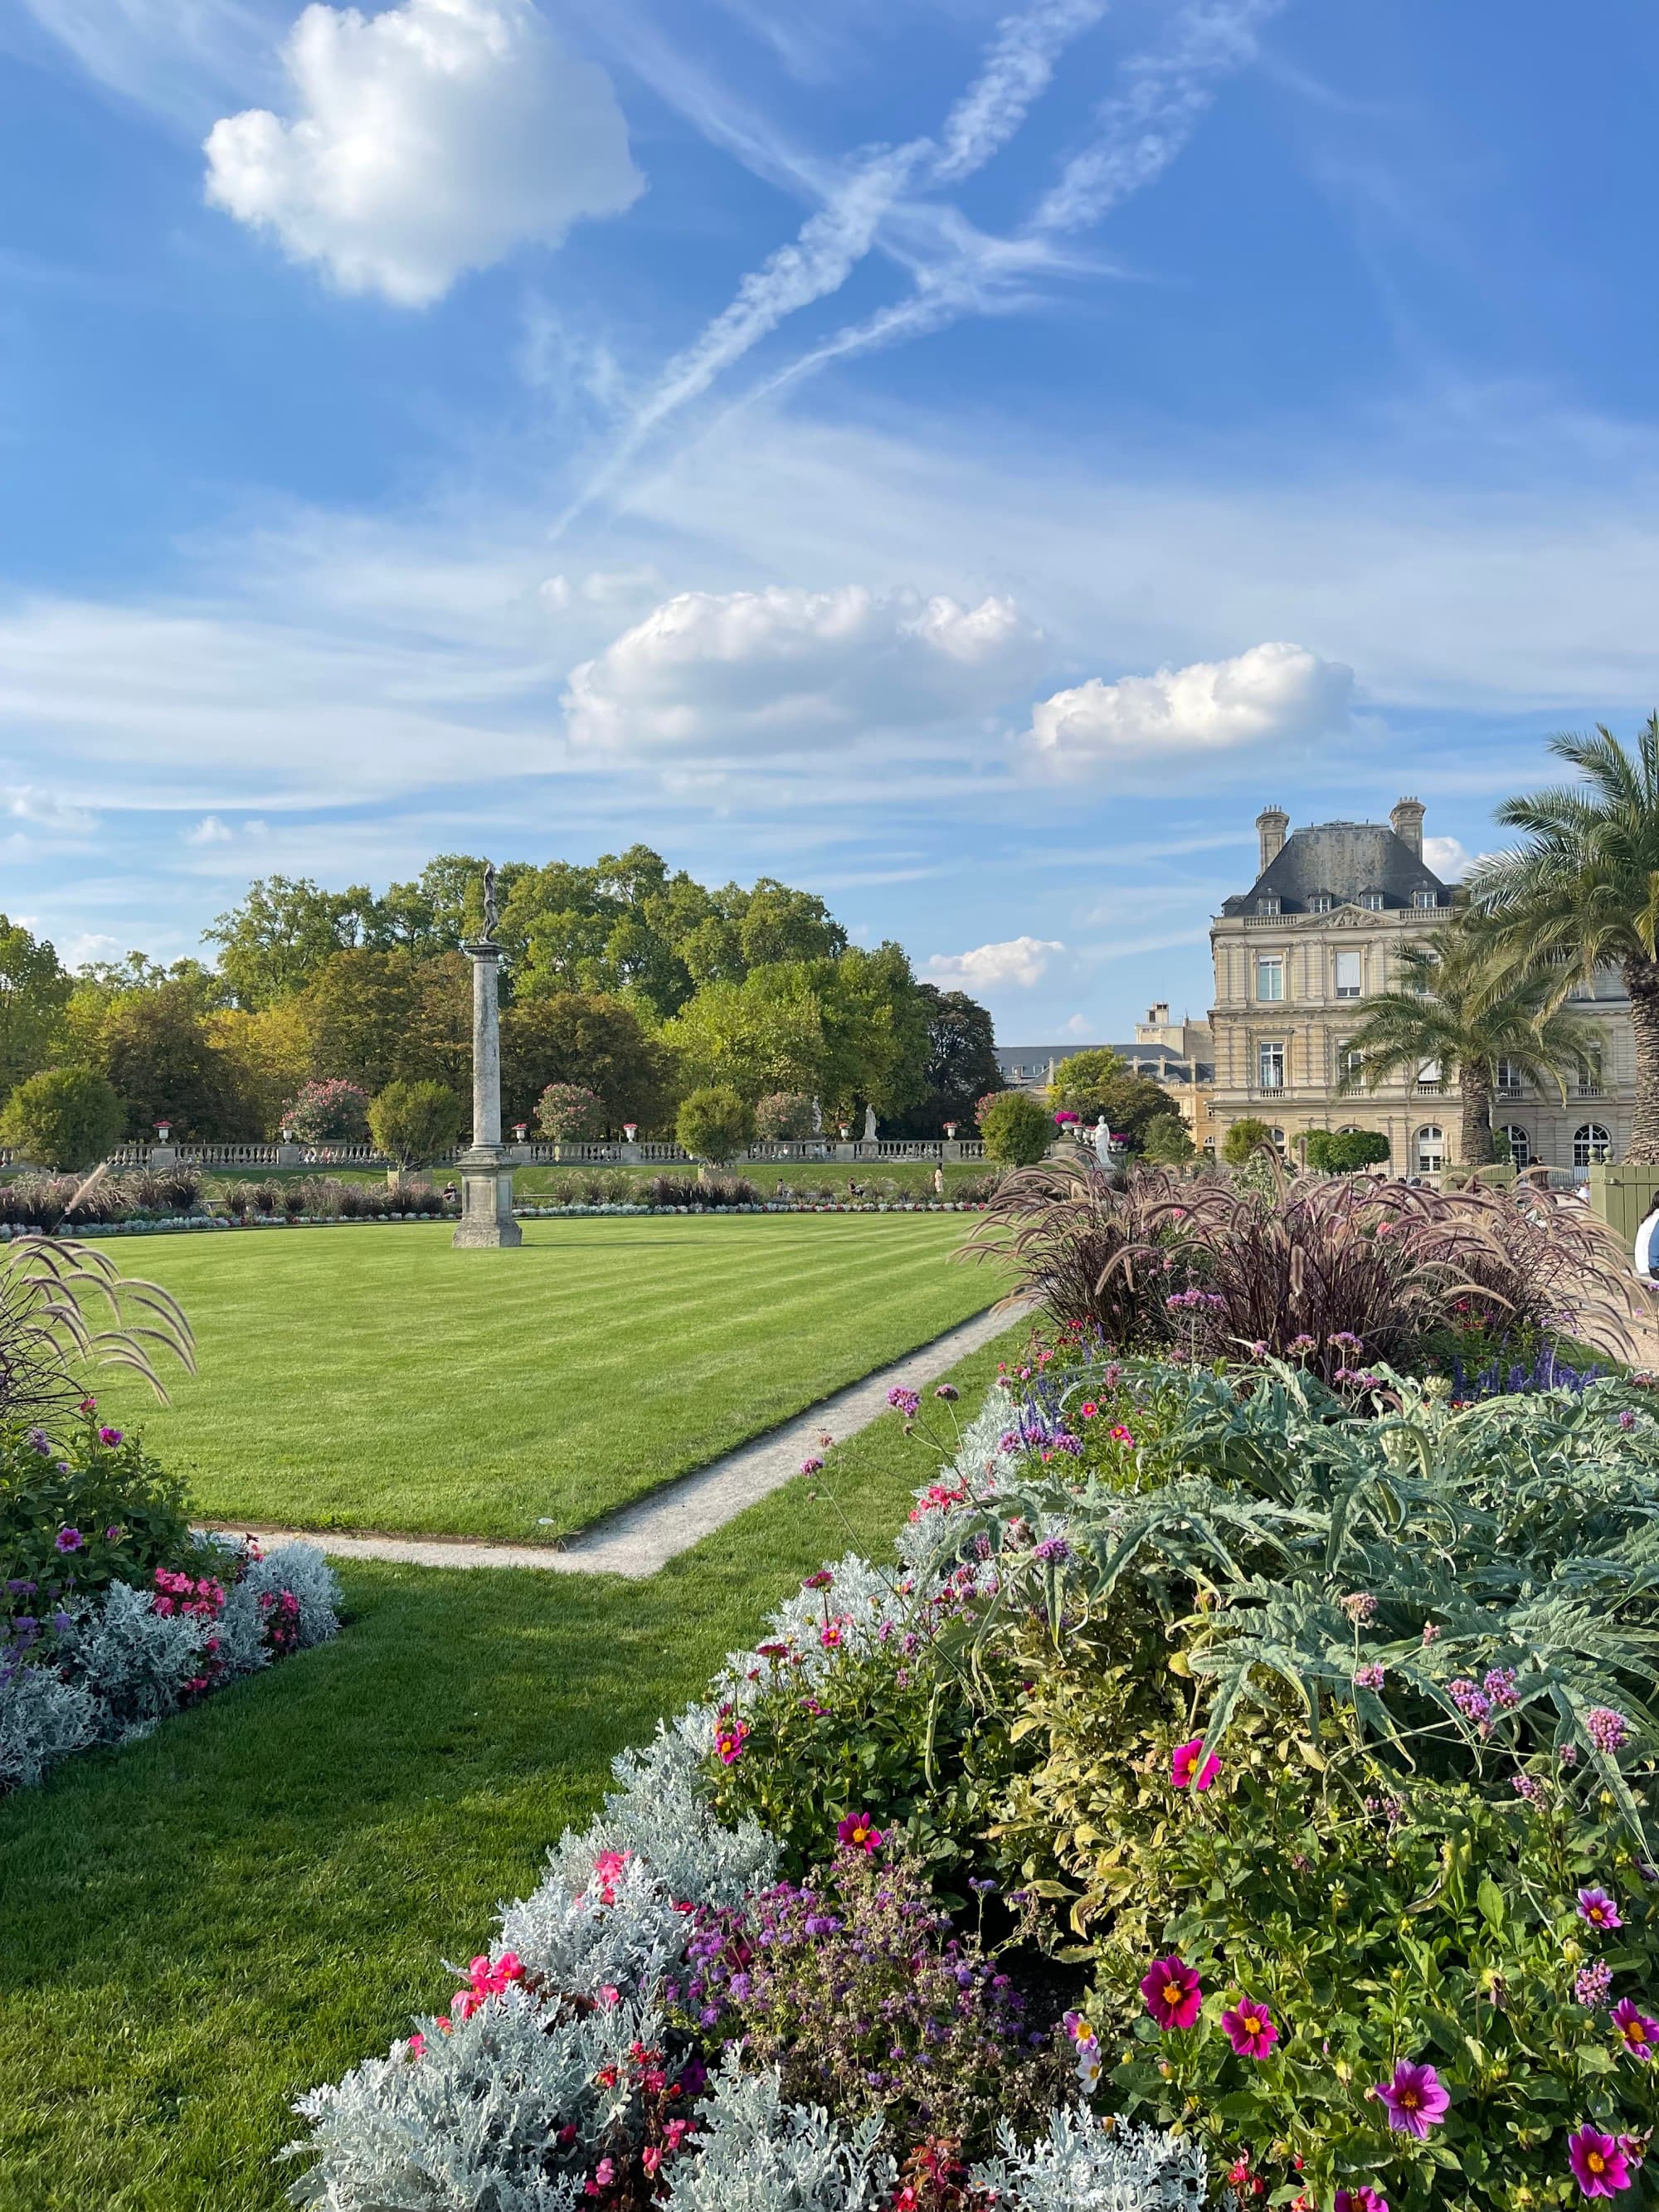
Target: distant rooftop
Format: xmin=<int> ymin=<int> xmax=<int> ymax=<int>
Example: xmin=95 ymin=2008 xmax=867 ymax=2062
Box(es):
xmin=1222 ymin=806 xmax=1450 ymax=917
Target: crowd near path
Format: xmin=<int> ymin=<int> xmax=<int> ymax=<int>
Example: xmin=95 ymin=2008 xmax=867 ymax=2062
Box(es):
xmin=221 ymin=1300 xmax=1027 ymax=1579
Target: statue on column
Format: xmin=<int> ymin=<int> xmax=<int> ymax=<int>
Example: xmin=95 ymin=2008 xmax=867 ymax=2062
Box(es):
xmin=482 ymin=860 xmax=499 ymax=941
xmin=863 ymin=1103 xmax=878 ymax=1143
xmin=1093 ymin=1115 xmax=1112 ymax=1165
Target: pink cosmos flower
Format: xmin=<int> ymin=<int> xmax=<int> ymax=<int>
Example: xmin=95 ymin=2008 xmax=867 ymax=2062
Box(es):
xmin=406 ymin=2032 xmax=425 ymax=2060
xmin=1334 ymin=2191 xmax=1389 ymax=2212
xmin=1568 ymin=2127 xmax=1632 ymax=2197
xmin=1374 ymin=2059 xmax=1449 ymax=2138
xmin=1578 ymin=1886 xmax=1623 ymax=1932
xmin=1079 ymin=1401 xmax=1099 ymax=1418
xmin=97 ymin=1427 xmax=123 ymax=1446
xmin=714 ymin=1719 xmax=748 ymax=1764
xmin=1140 ymin=1954 xmax=1203 ymax=2030
xmin=835 ymin=1811 xmax=883 ymax=1853
xmin=1220 ymin=1996 xmax=1278 ymax=2059
xmin=1612 ymin=1998 xmax=1659 ymax=2061
xmin=819 ymin=1621 xmax=845 ymax=1650
xmin=1171 ymin=1737 xmax=1219 ymax=1792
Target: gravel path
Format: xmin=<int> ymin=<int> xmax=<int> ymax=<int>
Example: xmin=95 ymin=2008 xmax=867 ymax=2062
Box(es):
xmin=212 ymin=1300 xmax=1024 ymax=1581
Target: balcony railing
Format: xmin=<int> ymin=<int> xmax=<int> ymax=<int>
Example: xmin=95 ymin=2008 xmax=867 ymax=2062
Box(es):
xmin=1574 ymin=1084 xmax=1605 ymax=1099
xmin=1413 ymin=1082 xmax=1444 ymax=1096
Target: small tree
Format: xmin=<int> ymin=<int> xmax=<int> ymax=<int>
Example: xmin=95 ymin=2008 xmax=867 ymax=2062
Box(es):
xmin=535 ymin=1083 xmax=606 ymax=1142
xmin=976 ymin=1090 xmax=1053 ymax=1168
xmin=678 ymin=1086 xmax=756 ymax=1165
xmin=281 ymin=1077 xmax=370 ymax=1144
xmin=1222 ymin=1116 xmax=1277 ymax=1168
xmin=1306 ymin=1129 xmax=1390 ymax=1175
xmin=754 ymin=1091 xmax=815 ymax=1142
xmin=0 ymin=1068 xmax=124 ymax=1171
xmin=368 ymin=1081 xmax=464 ymax=1170
xmin=1141 ymin=1112 xmax=1194 ymax=1164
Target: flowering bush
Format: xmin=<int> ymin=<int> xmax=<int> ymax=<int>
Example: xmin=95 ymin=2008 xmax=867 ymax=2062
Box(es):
xmin=280 ymin=1079 xmax=371 ymax=1145
xmin=754 ymin=1092 xmax=817 ymax=1142
xmin=536 ymin=1083 xmax=608 ymax=1142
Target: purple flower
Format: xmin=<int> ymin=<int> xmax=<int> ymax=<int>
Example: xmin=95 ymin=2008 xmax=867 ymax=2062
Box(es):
xmin=1575 ymin=1960 xmax=1614 ymax=2010
xmin=1618 ymin=1408 xmax=1637 ymax=1432
xmin=1219 ymin=1996 xmax=1278 ymax=2059
xmin=800 ymin=1456 xmax=825 ymax=1475
xmin=1511 ymin=1773 xmax=1545 ymax=1804
xmin=24 ymin=1428 xmax=50 ymax=1456
xmin=1578 ymin=1886 xmax=1623 ymax=1932
xmin=1569 ymin=2126 xmax=1632 ymax=2197
xmin=1354 ymin=1662 xmax=1386 ymax=1690
xmin=1586 ymin=1707 xmax=1631 ymax=1756
xmin=96 ymin=1427 xmax=123 ymax=1447
xmin=1612 ymin=1997 xmax=1659 ymax=2061
xmin=1373 ymin=2059 xmax=1449 ymax=2138
xmin=934 ymin=1384 xmax=959 ymax=1401
xmin=1032 ymin=1537 xmax=1072 ymax=1564
xmin=887 ymin=1387 xmax=921 ymax=1417
xmin=1482 ymin=1665 xmax=1520 ymax=1710
xmin=54 ymin=1528 xmax=83 ymax=1554
xmin=6 ymin=1579 xmax=36 ymax=1597
xmin=51 ymin=1609 xmax=71 ymax=1633
xmin=1448 ymin=1678 xmax=1492 ymax=1728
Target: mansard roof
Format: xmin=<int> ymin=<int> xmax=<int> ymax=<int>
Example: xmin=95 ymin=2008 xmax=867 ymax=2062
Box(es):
xmin=1221 ymin=819 xmax=1452 ymax=917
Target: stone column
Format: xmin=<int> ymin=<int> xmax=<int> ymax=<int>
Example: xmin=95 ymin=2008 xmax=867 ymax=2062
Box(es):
xmin=453 ymin=930 xmax=522 ymax=1249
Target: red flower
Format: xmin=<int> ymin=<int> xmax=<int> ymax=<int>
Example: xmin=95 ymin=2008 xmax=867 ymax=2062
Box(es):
xmin=1140 ymin=1954 xmax=1203 ymax=2030
xmin=836 ymin=1811 xmax=883 ymax=1853
xmin=1171 ymin=1737 xmax=1219 ymax=1791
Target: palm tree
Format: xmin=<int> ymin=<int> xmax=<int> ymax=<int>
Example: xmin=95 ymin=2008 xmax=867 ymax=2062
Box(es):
xmin=1340 ymin=919 xmax=1593 ymax=1166
xmin=1471 ymin=717 xmax=1659 ymax=1163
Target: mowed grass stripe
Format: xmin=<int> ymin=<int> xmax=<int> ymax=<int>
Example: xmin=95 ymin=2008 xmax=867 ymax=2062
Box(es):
xmin=0 ymin=1325 xmax=1027 ymax=2212
xmin=91 ymin=1216 xmax=1007 ymax=1540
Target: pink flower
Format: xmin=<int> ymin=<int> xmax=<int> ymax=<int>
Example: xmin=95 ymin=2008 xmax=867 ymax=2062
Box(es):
xmin=835 ymin=1811 xmax=883 ymax=1853
xmin=714 ymin=1719 xmax=748 ymax=1765
xmin=1171 ymin=1737 xmax=1219 ymax=1792
xmin=1579 ymin=1886 xmax=1623 ymax=1932
xmin=800 ymin=1456 xmax=825 ymax=1475
xmin=450 ymin=1989 xmax=482 ymax=2022
xmin=641 ymin=2146 xmax=663 ymax=2175
xmin=97 ymin=1427 xmax=123 ymax=1446
xmin=406 ymin=2033 xmax=425 ymax=2060
xmin=801 ymin=1570 xmax=834 ymax=1592
xmin=1373 ymin=2059 xmax=1449 ymax=2139
xmin=1569 ymin=2127 xmax=1633 ymax=2197
xmin=54 ymin=1527 xmax=83 ymax=1553
xmin=1079 ymin=1400 xmax=1099 ymax=1418
xmin=819 ymin=1621 xmax=844 ymax=1650
xmin=1220 ymin=1996 xmax=1278 ymax=2059
xmin=1612 ymin=1998 xmax=1659 ymax=2061
xmin=599 ymin=1986 xmax=620 ymax=2008
xmin=1140 ymin=1954 xmax=1203 ymax=2030
xmin=1335 ymin=2192 xmax=1389 ymax=2212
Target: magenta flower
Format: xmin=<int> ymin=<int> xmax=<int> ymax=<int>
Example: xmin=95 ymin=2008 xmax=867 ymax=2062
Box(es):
xmin=713 ymin=1719 xmax=747 ymax=1765
xmin=1612 ymin=1998 xmax=1659 ymax=2062
xmin=97 ymin=1427 xmax=123 ymax=1446
xmin=1374 ymin=2059 xmax=1449 ymax=2138
xmin=887 ymin=1387 xmax=921 ymax=1417
xmin=1568 ymin=2127 xmax=1632 ymax=2198
xmin=1586 ymin=1707 xmax=1631 ymax=1755
xmin=1219 ymin=1996 xmax=1278 ymax=2059
xmin=1171 ymin=1737 xmax=1219 ymax=1792
xmin=1578 ymin=1886 xmax=1623 ymax=1932
xmin=1354 ymin=1662 xmax=1386 ymax=1690
xmin=1335 ymin=2191 xmax=1389 ymax=2212
xmin=801 ymin=1569 xmax=834 ymax=1592
xmin=799 ymin=1456 xmax=825 ymax=1475
xmin=835 ymin=1811 xmax=883 ymax=1853
xmin=1140 ymin=1954 xmax=1203 ymax=2030
xmin=54 ymin=1527 xmax=83 ymax=1553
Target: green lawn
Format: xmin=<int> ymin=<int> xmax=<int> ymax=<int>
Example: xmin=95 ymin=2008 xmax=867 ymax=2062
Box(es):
xmin=0 ymin=1326 xmax=1023 ymax=2212
xmin=91 ymin=1215 xmax=1005 ymax=1541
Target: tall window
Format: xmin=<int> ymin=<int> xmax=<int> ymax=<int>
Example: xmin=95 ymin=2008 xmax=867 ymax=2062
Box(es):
xmin=1574 ymin=1123 xmax=1612 ymax=1168
xmin=1499 ymin=1125 xmax=1530 ymax=1169
xmin=1334 ymin=950 xmax=1362 ymax=999
xmin=1258 ymin=1041 xmax=1286 ymax=1091
xmin=1496 ymin=1057 xmax=1522 ymax=1094
xmin=1414 ymin=1125 xmax=1444 ymax=1174
xmin=1255 ymin=955 xmax=1284 ymax=1002
xmin=1416 ymin=1058 xmax=1443 ymax=1088
xmin=1575 ymin=1049 xmax=1604 ymax=1095
xmin=1339 ymin=1043 xmax=1366 ymax=1084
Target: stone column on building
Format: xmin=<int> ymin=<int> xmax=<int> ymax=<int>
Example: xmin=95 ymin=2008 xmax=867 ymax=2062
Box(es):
xmin=453 ymin=863 xmax=523 ymax=1249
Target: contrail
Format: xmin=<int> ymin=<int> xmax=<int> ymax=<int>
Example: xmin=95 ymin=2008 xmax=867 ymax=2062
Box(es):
xmin=554 ymin=0 xmax=1108 ymax=531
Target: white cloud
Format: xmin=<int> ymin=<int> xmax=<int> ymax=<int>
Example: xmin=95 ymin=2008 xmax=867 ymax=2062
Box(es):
xmin=185 ymin=814 xmax=236 ymax=844
xmin=563 ymin=585 xmax=1040 ymax=758
xmin=65 ymin=932 xmax=124 ymax=970
xmin=541 ymin=567 xmax=665 ymax=612
xmin=1023 ymin=643 xmax=1355 ymax=780
xmin=0 ymin=785 xmax=95 ymax=834
xmin=1423 ymin=834 xmax=1474 ymax=880
xmin=926 ymin=936 xmax=1064 ymax=989
xmin=203 ymin=0 xmax=643 ymax=306
xmin=1062 ymin=1011 xmax=1092 ymax=1035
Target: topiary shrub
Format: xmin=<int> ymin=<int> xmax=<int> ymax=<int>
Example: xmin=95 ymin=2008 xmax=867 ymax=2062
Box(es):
xmin=754 ymin=1092 xmax=816 ymax=1143
xmin=677 ymin=1087 xmax=756 ymax=1167
xmin=1220 ymin=1115 xmax=1276 ymax=1167
xmin=1306 ymin=1128 xmax=1391 ymax=1174
xmin=0 ymin=1069 xmax=124 ymax=1172
xmin=976 ymin=1091 xmax=1053 ymax=1169
xmin=281 ymin=1079 xmax=370 ymax=1145
xmin=535 ymin=1083 xmax=606 ymax=1143
xmin=368 ymin=1080 xmax=464 ymax=1169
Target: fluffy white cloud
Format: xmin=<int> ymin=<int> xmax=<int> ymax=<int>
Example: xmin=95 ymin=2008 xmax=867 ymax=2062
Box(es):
xmin=926 ymin=936 xmax=1064 ymax=989
xmin=1423 ymin=834 xmax=1475 ymax=881
xmin=563 ymin=586 xmax=1040 ymax=757
xmin=185 ymin=814 xmax=236 ymax=844
xmin=1023 ymin=642 xmax=1355 ymax=780
xmin=203 ymin=0 xmax=643 ymax=306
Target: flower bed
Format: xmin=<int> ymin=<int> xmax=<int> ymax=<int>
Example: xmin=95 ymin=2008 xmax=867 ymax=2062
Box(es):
xmin=1 ymin=1403 xmax=340 ymax=1791
xmin=291 ymin=1337 xmax=1659 ymax=2208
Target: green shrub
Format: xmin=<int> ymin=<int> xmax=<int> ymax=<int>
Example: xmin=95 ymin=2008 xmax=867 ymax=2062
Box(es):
xmin=1221 ymin=1115 xmax=1277 ymax=1166
xmin=0 ymin=1404 xmax=200 ymax=1625
xmin=0 ymin=1069 xmax=123 ymax=1172
xmin=1139 ymin=1113 xmax=1193 ymax=1164
xmin=976 ymin=1089 xmax=1053 ymax=1167
xmin=367 ymin=1079 xmax=464 ymax=1168
xmin=1306 ymin=1127 xmax=1391 ymax=1174
xmin=676 ymin=1086 xmax=755 ymax=1165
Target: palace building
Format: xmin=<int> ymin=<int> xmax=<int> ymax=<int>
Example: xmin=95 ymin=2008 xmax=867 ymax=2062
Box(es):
xmin=1204 ymin=800 xmax=1636 ymax=1175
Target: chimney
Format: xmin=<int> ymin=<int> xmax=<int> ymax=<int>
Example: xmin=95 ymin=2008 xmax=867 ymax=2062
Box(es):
xmin=1390 ymin=797 xmax=1425 ymax=858
xmin=1256 ymin=806 xmax=1289 ymax=873
xmin=1149 ymin=1002 xmax=1170 ymax=1026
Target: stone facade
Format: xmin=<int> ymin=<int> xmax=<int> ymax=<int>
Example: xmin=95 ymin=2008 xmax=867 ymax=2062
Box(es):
xmin=1205 ymin=801 xmax=1636 ymax=1174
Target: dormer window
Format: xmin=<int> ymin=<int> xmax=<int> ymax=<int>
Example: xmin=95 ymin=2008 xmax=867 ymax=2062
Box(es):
xmin=1411 ymin=890 xmax=1438 ymax=910
xmin=1359 ymin=892 xmax=1384 ymax=912
xmin=1308 ymin=894 xmax=1333 ymax=914
xmin=1256 ymin=895 xmax=1280 ymax=916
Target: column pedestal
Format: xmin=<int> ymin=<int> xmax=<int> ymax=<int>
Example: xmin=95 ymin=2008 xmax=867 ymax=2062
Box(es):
xmin=453 ymin=1144 xmax=522 ymax=1247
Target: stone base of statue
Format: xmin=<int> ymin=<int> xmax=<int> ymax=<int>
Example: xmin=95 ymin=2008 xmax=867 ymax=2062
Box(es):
xmin=452 ymin=1145 xmax=522 ymax=1248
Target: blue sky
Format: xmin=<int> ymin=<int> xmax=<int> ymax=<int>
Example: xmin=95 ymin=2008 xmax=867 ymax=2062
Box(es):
xmin=3 ymin=0 xmax=1659 ymax=1042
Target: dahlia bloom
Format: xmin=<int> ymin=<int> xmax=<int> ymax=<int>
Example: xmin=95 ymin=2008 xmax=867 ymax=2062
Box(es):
xmin=1374 ymin=2059 xmax=1449 ymax=2138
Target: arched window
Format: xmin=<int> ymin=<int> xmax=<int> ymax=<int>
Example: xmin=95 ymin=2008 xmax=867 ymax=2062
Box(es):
xmin=1498 ymin=1125 xmax=1530 ymax=1170
xmin=1414 ymin=1125 xmax=1444 ymax=1174
xmin=1574 ymin=1122 xmax=1612 ymax=1169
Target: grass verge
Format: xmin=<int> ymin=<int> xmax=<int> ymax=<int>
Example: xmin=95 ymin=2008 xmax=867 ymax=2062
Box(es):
xmin=92 ymin=1214 xmax=1005 ymax=1540
xmin=0 ymin=1324 xmax=1024 ymax=2212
